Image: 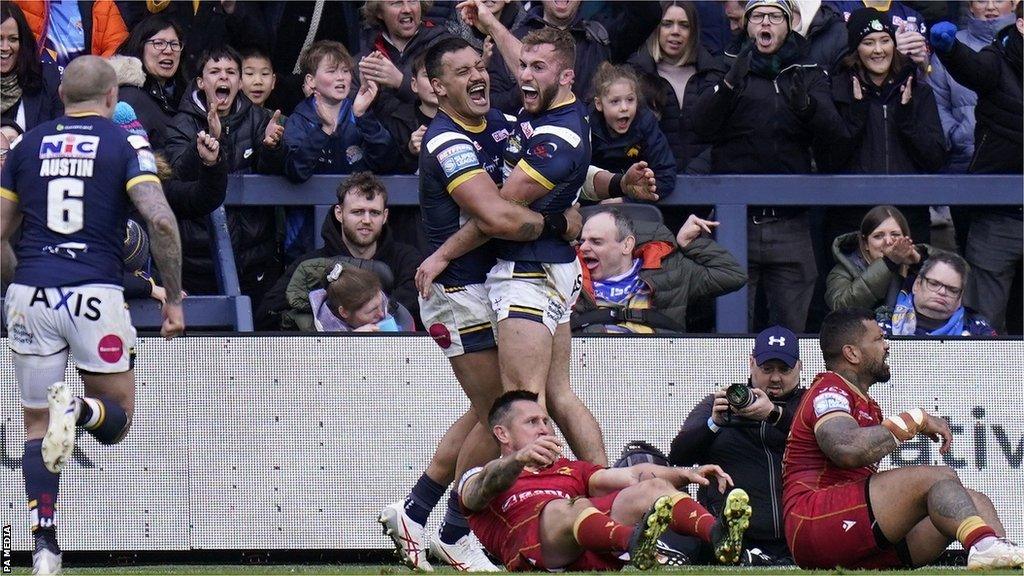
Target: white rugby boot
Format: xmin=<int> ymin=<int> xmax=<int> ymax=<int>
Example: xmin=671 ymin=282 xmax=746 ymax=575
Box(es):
xmin=41 ymin=382 xmax=77 ymax=474
xmin=429 ymin=533 xmax=501 ymax=572
xmin=967 ymin=537 xmax=1024 ymax=570
xmin=378 ymin=501 xmax=433 ymax=571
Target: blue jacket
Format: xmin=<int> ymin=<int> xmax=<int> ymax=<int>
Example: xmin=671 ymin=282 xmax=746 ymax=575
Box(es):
xmin=283 ymin=96 xmax=397 ymax=182
xmin=926 ymin=14 xmax=1015 ymax=173
xmin=589 ymin=105 xmax=677 ymax=200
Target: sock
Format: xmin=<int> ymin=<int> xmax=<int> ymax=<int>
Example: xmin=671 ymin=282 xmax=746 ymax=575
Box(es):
xmin=438 ymin=490 xmax=471 ymax=545
xmin=668 ymin=492 xmax=715 ymax=542
xmin=23 ymin=440 xmax=59 ymax=538
xmin=404 ymin=473 xmax=447 ymax=526
xmin=957 ymin=516 xmax=997 ymax=550
xmin=572 ymin=507 xmax=632 ymax=552
xmin=77 ymin=396 xmax=129 ymax=445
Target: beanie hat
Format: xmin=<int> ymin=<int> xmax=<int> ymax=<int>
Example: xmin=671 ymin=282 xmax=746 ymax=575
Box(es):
xmin=744 ymin=0 xmax=794 ymax=28
xmin=113 ymin=101 xmax=148 ymax=139
xmin=846 ymin=8 xmax=897 ymax=53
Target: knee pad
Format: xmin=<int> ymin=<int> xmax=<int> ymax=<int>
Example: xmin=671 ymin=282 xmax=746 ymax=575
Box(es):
xmin=13 ymin=350 xmax=69 ymax=409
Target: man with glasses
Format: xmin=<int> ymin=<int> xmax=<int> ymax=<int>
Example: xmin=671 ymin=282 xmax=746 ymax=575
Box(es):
xmin=877 ymin=252 xmax=996 ymax=336
xmin=666 ymin=326 xmax=805 ymax=565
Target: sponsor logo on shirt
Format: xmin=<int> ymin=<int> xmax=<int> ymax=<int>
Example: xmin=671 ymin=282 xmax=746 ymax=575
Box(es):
xmin=39 ymin=134 xmax=99 ymax=160
xmin=438 ymin=143 xmax=478 ymax=178
xmin=813 ymin=391 xmax=851 ymax=417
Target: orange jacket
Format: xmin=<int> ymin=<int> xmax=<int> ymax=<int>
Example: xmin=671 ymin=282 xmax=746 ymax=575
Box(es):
xmin=15 ymin=0 xmax=128 ymax=59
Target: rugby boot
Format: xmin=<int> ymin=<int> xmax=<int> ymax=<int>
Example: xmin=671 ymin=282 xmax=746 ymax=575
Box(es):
xmin=710 ymin=488 xmax=752 ymax=565
xmin=967 ymin=538 xmax=1024 ymax=570
xmin=628 ymin=495 xmax=674 ymax=570
xmin=429 ymin=533 xmax=501 ymax=571
xmin=42 ymin=383 xmax=77 ymax=474
xmin=379 ymin=501 xmax=433 ymax=571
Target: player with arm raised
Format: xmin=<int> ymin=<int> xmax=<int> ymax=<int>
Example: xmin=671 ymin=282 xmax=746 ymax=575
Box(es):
xmin=0 ymin=56 xmax=183 ymax=576
xmin=782 ymin=307 xmax=1023 ymax=570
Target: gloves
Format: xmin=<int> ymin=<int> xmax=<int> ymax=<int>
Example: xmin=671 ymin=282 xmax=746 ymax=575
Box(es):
xmin=787 ymin=68 xmax=816 ymax=119
xmin=930 ymin=21 xmax=957 ymax=54
xmin=723 ymin=49 xmax=751 ymax=91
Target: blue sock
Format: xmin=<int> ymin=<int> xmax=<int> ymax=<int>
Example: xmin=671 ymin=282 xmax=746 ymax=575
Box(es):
xmin=23 ymin=440 xmax=60 ymax=537
xmin=438 ymin=490 xmax=471 ymax=545
xmin=404 ymin=473 xmax=446 ymax=526
xmin=76 ymin=396 xmax=130 ymax=445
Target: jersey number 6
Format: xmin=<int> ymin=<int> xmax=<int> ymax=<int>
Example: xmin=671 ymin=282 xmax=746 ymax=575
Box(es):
xmin=47 ymin=178 xmax=85 ymax=234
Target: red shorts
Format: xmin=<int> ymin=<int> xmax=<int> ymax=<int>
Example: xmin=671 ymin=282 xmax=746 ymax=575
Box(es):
xmin=504 ymin=492 xmax=624 ymax=572
xmin=785 ymin=479 xmax=909 ymax=569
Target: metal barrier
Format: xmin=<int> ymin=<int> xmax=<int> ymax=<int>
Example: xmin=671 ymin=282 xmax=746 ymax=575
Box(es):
xmin=217 ymin=174 xmax=1021 ymax=333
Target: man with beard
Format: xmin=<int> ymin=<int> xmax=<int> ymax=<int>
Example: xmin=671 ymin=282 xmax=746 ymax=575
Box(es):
xmin=782 ymin=308 xmax=1023 ymax=570
xmin=257 ymin=172 xmax=421 ymax=330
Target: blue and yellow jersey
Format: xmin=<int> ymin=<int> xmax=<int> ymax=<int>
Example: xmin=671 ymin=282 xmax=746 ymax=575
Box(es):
xmin=497 ymin=96 xmax=591 ymax=263
xmin=0 ymin=114 xmax=160 ymax=287
xmin=419 ymin=108 xmax=513 ymax=287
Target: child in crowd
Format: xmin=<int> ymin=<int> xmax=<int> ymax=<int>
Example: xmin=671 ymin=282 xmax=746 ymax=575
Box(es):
xmin=380 ymin=53 xmax=438 ymax=174
xmin=589 ymin=63 xmax=678 ymax=202
xmin=312 ymin=262 xmax=400 ymax=332
xmin=240 ymin=46 xmax=278 ymax=110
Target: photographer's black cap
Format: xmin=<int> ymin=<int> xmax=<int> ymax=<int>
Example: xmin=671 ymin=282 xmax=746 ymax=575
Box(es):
xmin=753 ymin=325 xmax=799 ymax=367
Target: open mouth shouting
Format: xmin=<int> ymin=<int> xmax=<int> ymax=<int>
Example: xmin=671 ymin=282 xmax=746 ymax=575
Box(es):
xmin=756 ymin=30 xmax=775 ymax=50
xmin=521 ymin=84 xmax=539 ymax=106
xmin=614 ymin=115 xmax=632 ymax=133
xmin=157 ymin=57 xmax=176 ymax=73
xmin=468 ymin=81 xmax=488 ymax=107
xmin=213 ymin=84 xmax=232 ymax=107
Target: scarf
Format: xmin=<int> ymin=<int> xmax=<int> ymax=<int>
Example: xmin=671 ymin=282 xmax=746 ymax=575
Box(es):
xmin=890 ymin=290 xmax=966 ymax=336
xmin=592 ymin=259 xmax=644 ymax=305
xmin=749 ymin=33 xmax=804 ymax=78
xmin=0 ymin=74 xmax=23 ymax=115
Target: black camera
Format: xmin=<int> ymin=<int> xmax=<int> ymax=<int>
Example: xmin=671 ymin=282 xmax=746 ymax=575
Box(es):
xmin=726 ymin=383 xmax=755 ymax=409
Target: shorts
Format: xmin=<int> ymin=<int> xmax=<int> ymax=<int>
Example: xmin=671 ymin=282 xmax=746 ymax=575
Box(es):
xmin=504 ymin=492 xmax=623 ymax=572
xmin=785 ymin=478 xmax=910 ymax=569
xmin=419 ymin=283 xmax=496 ymax=358
xmin=485 ymin=259 xmax=582 ymax=335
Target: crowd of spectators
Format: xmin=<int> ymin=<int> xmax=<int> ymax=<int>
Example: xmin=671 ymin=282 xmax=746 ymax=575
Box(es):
xmin=0 ymin=0 xmax=1020 ymax=335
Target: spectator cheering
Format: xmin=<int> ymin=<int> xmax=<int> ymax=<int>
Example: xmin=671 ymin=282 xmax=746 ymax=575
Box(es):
xmin=669 ymin=326 xmax=806 ymax=565
xmin=574 ymin=209 xmax=746 ymax=333
xmin=826 ymin=205 xmax=936 ymax=313
xmin=239 ymin=46 xmax=277 ymax=110
xmin=0 ymin=2 xmax=63 ymax=132
xmin=876 ymin=251 xmax=996 ymax=336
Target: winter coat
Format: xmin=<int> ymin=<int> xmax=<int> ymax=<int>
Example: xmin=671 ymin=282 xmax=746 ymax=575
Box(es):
xmin=825 ymin=232 xmax=935 ymax=312
xmin=876 ymin=275 xmax=998 ymax=336
xmin=670 ymin=386 xmax=807 ymax=548
xmin=926 ymin=14 xmax=1015 ymax=173
xmin=379 ymin=103 xmax=434 ymax=174
xmin=802 ymin=2 xmax=847 ymax=72
xmin=282 ymin=96 xmax=397 ymax=182
xmin=16 ymin=0 xmax=128 ymax=61
xmin=512 ymin=2 xmax=662 ymax=102
xmin=107 ymin=55 xmax=183 ymax=152
xmin=627 ymin=46 xmax=725 ymax=173
xmin=589 ymin=105 xmax=677 ymax=199
xmin=258 ymin=210 xmax=423 ymax=331
xmin=819 ymin=65 xmax=946 ymax=174
xmin=446 ymin=2 xmax=531 ymax=114
xmin=165 ymin=85 xmax=286 ymax=290
xmin=936 ymin=24 xmax=1023 ymax=175
xmin=357 ymin=19 xmax=451 ymax=114
xmin=572 ymin=220 xmax=746 ymax=332
xmin=692 ymin=35 xmax=847 ymax=174
xmin=3 ymin=62 xmax=63 ymax=131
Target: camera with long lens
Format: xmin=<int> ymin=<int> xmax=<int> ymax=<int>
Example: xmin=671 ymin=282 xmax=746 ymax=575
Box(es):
xmin=722 ymin=383 xmax=759 ymax=427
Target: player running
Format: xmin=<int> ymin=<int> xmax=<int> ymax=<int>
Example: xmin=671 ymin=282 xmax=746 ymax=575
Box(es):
xmin=460 ymin=390 xmax=752 ymax=571
xmin=783 ymin=308 xmax=1024 ymax=570
xmin=1 ymin=56 xmax=184 ymax=575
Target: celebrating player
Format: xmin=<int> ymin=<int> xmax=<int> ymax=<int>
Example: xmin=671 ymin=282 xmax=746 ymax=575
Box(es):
xmin=1 ymin=56 xmax=184 ymax=575
xmin=783 ymin=308 xmax=1024 ymax=570
xmin=460 ymin=390 xmax=752 ymax=571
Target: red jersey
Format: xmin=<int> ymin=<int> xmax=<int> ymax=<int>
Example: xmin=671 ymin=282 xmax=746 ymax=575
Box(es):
xmin=463 ymin=458 xmax=603 ymax=569
xmin=782 ymin=372 xmax=884 ymax=515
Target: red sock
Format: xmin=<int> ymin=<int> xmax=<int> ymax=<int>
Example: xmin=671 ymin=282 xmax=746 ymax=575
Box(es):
xmin=669 ymin=493 xmax=715 ymax=542
xmin=573 ymin=507 xmax=632 ymax=552
xmin=957 ymin=516 xmax=997 ymax=550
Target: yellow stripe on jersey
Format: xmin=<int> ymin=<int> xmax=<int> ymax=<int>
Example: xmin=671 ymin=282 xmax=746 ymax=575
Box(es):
xmin=459 ymin=322 xmax=492 ymax=335
xmin=446 ymin=168 xmax=485 ymax=194
xmin=509 ymin=305 xmax=544 ymax=316
xmin=125 ymin=174 xmax=161 ymax=191
xmin=517 ymin=159 xmax=554 ymax=190
xmin=0 ymin=186 xmax=18 ymax=203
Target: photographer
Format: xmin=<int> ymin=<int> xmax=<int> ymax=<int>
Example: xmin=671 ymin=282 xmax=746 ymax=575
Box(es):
xmin=668 ymin=326 xmax=806 ymax=564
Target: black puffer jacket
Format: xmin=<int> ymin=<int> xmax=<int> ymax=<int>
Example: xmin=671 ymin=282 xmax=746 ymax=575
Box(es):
xmin=165 ymin=86 xmax=286 ymax=297
xmin=819 ymin=65 xmax=946 ymax=174
xmin=109 ymin=55 xmax=184 ymax=152
xmin=628 ymin=46 xmax=725 ymax=173
xmin=589 ymin=105 xmax=678 ymax=199
xmin=512 ymin=2 xmax=661 ymax=102
xmin=802 ymin=2 xmax=847 ymax=72
xmin=692 ymin=35 xmax=848 ymax=173
xmin=937 ymin=24 xmax=1023 ymax=175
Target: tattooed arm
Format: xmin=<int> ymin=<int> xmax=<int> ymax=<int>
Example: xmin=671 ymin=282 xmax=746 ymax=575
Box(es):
xmin=127 ymin=180 xmax=185 ymax=339
xmin=815 ymin=414 xmax=898 ymax=469
xmin=461 ymin=436 xmax=564 ymax=512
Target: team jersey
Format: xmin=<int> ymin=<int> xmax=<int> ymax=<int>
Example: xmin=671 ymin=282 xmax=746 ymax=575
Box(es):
xmin=463 ymin=457 xmax=602 ymax=567
xmin=419 ymin=108 xmax=513 ymax=287
xmin=495 ymin=96 xmax=591 ymax=264
xmin=0 ymin=113 xmax=160 ymax=287
xmin=782 ymin=372 xmax=884 ymax=514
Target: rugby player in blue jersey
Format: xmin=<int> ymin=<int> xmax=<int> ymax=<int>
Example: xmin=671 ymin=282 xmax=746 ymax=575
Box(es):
xmin=1 ymin=56 xmax=184 ymax=575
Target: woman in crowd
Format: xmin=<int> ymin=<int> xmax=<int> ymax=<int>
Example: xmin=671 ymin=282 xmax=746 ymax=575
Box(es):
xmin=627 ymin=0 xmax=722 ymax=174
xmin=0 ymin=2 xmax=62 ymax=132
xmin=826 ymin=205 xmax=937 ymax=312
xmin=115 ymin=14 xmax=187 ymax=150
xmin=312 ymin=262 xmax=403 ymax=333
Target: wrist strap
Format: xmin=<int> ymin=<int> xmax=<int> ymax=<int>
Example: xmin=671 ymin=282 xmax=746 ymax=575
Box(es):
xmin=881 ymin=408 xmax=926 ymax=443
xmin=707 ymin=416 xmax=721 ymax=433
xmin=608 ymin=174 xmax=624 ymax=198
xmin=767 ymin=406 xmax=783 ymax=426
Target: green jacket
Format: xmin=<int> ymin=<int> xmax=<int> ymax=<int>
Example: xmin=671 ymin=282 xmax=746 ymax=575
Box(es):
xmin=282 ymin=257 xmax=334 ymax=331
xmin=825 ymin=232 xmax=936 ymax=312
xmin=573 ymin=220 xmax=747 ymax=333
